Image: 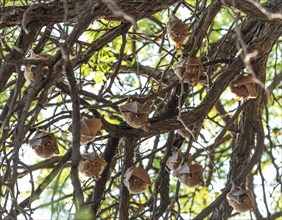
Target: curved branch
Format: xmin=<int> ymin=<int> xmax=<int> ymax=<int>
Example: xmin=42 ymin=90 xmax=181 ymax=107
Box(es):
xmin=223 ymin=0 xmax=282 ymax=21
xmin=0 ymin=1 xmax=182 ymax=29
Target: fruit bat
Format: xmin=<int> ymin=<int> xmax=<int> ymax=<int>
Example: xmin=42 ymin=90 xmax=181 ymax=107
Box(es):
xmin=24 ymin=52 xmax=52 ymax=82
xmin=68 ymin=116 xmax=103 ymax=144
xmin=173 ymin=162 xmax=204 ymax=188
xmin=172 ymin=57 xmax=204 ymax=86
xmin=123 ymin=166 xmax=151 ymax=194
xmin=78 ymin=153 xmax=108 ymax=179
xmin=227 ymin=182 xmax=256 ymax=212
xmin=229 ymin=74 xmax=259 ymax=100
xmin=120 ymin=99 xmax=151 ymax=132
xmin=167 ymin=14 xmax=190 ymax=50
xmin=29 ymin=132 xmax=60 ymax=158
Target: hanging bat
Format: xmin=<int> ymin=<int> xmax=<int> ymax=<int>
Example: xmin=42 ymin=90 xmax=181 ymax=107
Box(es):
xmin=227 ymin=182 xmax=256 ymax=212
xmin=24 ymin=51 xmax=52 ymax=82
xmin=172 ymin=57 xmax=204 ymax=86
xmin=229 ymin=74 xmax=259 ymax=99
xmin=173 ymin=161 xmax=204 ymax=188
xmin=68 ymin=116 xmax=103 ymax=144
xmin=123 ymin=166 xmax=151 ymax=194
xmin=167 ymin=14 xmax=190 ymax=50
xmin=120 ymin=99 xmax=151 ymax=132
xmin=78 ymin=153 xmax=108 ymax=179
xmin=29 ymin=131 xmax=60 ymax=158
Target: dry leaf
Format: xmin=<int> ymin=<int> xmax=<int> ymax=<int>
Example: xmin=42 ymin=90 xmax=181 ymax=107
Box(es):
xmin=173 ymin=161 xmax=204 ymax=188
xmin=24 ymin=52 xmax=52 ymax=82
xmin=172 ymin=57 xmax=204 ymax=86
xmin=78 ymin=153 xmax=108 ymax=179
xmin=227 ymin=183 xmax=256 ymax=212
xmin=229 ymin=74 xmax=259 ymax=100
xmin=120 ymin=99 xmax=151 ymax=132
xmin=167 ymin=14 xmax=190 ymax=50
xmin=68 ymin=116 xmax=103 ymax=144
xmin=29 ymin=132 xmax=59 ymax=158
xmin=166 ymin=149 xmax=182 ymax=171
xmin=123 ymin=166 xmax=151 ymax=194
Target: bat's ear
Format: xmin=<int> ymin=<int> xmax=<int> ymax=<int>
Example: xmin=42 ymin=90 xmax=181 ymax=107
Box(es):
xmin=166 ymin=149 xmax=183 ymax=171
xmin=120 ymin=101 xmax=139 ymax=114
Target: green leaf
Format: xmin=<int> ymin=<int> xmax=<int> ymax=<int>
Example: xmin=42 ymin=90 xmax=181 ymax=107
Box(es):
xmin=93 ymin=71 xmax=107 ymax=84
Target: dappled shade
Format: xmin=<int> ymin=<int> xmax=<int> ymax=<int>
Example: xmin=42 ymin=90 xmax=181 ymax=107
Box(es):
xmin=0 ymin=0 xmax=281 ymax=219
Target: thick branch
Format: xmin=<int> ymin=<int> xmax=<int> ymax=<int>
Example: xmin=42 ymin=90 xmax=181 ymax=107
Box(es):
xmin=184 ymin=0 xmax=222 ymax=57
xmin=0 ymin=1 xmax=182 ymax=29
xmin=90 ymin=137 xmax=119 ymax=217
xmin=65 ymin=59 xmax=84 ymax=209
xmin=223 ymin=0 xmax=282 ymax=21
xmin=119 ymin=138 xmax=136 ymax=220
xmin=0 ymin=24 xmax=40 ymax=92
xmin=103 ymin=15 xmax=282 ymax=138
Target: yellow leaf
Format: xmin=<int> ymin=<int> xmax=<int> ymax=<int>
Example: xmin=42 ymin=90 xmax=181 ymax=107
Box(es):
xmin=94 ymin=71 xmax=107 ymax=84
